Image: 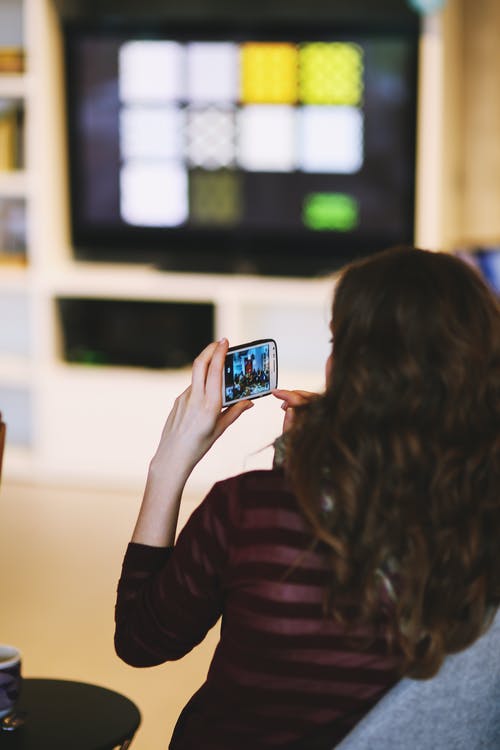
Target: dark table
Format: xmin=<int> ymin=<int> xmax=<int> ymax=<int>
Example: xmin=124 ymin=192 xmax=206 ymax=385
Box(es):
xmin=0 ymin=678 xmax=141 ymax=750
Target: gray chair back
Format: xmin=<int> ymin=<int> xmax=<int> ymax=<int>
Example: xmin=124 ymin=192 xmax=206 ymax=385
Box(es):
xmin=335 ymin=609 xmax=500 ymax=749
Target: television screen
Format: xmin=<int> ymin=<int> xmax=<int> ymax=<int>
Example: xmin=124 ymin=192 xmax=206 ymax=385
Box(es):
xmin=64 ymin=25 xmax=418 ymax=275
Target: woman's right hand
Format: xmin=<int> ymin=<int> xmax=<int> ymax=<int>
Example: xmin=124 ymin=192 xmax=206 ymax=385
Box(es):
xmin=272 ymin=388 xmax=316 ymax=432
xmin=152 ymin=338 xmax=253 ymax=476
xmin=132 ymin=339 xmax=253 ymax=547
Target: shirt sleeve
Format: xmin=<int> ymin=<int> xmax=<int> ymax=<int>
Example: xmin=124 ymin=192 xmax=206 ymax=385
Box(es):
xmin=114 ymin=480 xmax=234 ymax=667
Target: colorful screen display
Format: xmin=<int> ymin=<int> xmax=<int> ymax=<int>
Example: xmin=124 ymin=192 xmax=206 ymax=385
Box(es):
xmin=65 ymin=28 xmax=418 ymax=275
xmin=224 ymin=342 xmax=272 ymax=403
xmin=117 ymin=40 xmax=364 ymax=230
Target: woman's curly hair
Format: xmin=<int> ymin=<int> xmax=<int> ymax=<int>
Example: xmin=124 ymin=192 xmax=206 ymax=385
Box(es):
xmin=286 ymin=246 xmax=500 ymax=678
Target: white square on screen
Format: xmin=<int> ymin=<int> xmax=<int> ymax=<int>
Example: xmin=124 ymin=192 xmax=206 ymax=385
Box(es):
xmin=187 ymin=107 xmax=236 ymax=169
xmin=119 ymin=41 xmax=185 ymax=102
xmin=237 ymin=106 xmax=296 ymax=172
xmin=120 ymin=106 xmax=184 ymax=160
xmin=299 ymin=106 xmax=363 ymax=174
xmin=120 ymin=162 xmax=188 ymax=226
xmin=186 ymin=43 xmax=239 ymax=103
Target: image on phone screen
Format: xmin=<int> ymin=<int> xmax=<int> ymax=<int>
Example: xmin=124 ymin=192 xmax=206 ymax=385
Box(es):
xmin=223 ymin=339 xmax=277 ymax=406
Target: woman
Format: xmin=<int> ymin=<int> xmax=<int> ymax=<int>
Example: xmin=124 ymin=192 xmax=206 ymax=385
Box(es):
xmin=115 ymin=247 xmax=500 ymax=749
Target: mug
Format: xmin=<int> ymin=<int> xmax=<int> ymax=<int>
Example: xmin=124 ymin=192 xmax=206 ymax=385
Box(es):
xmin=0 ymin=645 xmax=22 ymax=718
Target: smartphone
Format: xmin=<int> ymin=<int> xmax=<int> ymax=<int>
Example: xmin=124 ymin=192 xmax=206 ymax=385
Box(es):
xmin=223 ymin=339 xmax=278 ymax=406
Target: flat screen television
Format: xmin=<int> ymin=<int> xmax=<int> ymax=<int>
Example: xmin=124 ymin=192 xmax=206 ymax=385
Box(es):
xmin=63 ymin=22 xmax=419 ymax=276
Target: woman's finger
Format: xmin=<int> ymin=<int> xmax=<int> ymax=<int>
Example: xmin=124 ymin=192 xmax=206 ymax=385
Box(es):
xmin=205 ymin=338 xmax=229 ymax=403
xmin=272 ymin=389 xmax=316 ymax=409
xmin=272 ymin=389 xmax=317 ymax=434
xmin=191 ymin=341 xmax=220 ymax=393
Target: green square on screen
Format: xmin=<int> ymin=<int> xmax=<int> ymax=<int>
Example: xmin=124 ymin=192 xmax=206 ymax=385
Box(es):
xmin=303 ymin=192 xmax=359 ymax=231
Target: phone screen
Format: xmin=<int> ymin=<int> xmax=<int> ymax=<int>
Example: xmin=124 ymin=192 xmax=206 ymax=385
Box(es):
xmin=223 ymin=340 xmax=277 ymax=405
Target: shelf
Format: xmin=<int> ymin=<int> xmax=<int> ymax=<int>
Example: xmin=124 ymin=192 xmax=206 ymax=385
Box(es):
xmin=0 ymin=381 xmax=32 ymax=448
xmin=0 ymin=73 xmax=28 ymax=98
xmin=48 ymin=261 xmax=335 ymax=304
xmin=0 ymin=356 xmax=33 ymax=385
xmin=0 ymin=264 xmax=31 ymax=290
xmin=0 ymin=170 xmax=28 ymax=196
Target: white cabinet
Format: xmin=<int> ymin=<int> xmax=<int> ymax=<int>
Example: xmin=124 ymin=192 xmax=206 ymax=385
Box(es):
xmin=0 ymin=0 xmax=333 ymax=490
xmin=0 ymin=0 xmax=458 ymax=491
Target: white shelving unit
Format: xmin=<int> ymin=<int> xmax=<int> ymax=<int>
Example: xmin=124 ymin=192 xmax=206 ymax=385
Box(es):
xmin=0 ymin=0 xmax=457 ymax=492
xmin=0 ymin=0 xmax=334 ymax=491
xmin=0 ymin=0 xmax=32 ymax=476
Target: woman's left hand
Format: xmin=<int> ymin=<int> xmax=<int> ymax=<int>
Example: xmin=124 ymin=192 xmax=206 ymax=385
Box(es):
xmin=272 ymin=388 xmax=316 ymax=433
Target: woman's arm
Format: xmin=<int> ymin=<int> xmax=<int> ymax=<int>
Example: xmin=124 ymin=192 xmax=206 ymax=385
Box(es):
xmin=131 ymin=338 xmax=253 ymax=547
xmin=115 ymin=480 xmax=236 ymax=666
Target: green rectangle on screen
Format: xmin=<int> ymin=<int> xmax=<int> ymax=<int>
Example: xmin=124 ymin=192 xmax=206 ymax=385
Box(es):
xmin=303 ymin=192 xmax=359 ymax=231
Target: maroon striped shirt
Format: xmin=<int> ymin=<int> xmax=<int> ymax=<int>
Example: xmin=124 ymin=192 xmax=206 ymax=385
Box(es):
xmin=115 ymin=469 xmax=401 ymax=749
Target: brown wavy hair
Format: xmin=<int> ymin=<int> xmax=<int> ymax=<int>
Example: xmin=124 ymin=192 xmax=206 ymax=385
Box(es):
xmin=286 ymin=246 xmax=500 ymax=678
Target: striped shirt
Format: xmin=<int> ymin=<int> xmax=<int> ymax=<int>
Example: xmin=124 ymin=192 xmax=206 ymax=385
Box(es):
xmin=115 ymin=469 xmax=402 ymax=749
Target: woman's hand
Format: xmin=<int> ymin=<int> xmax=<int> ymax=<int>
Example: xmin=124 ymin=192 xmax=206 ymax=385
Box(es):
xmin=152 ymin=338 xmax=253 ymax=473
xmin=132 ymin=339 xmax=253 ymax=547
xmin=272 ymin=388 xmax=316 ymax=433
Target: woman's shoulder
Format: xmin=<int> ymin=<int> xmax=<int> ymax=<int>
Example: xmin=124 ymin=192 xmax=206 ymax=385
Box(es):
xmin=204 ymin=467 xmax=302 ymax=532
xmin=213 ymin=467 xmax=292 ymax=499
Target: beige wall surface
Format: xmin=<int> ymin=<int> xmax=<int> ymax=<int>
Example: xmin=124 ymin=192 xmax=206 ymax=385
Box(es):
xmin=417 ymin=0 xmax=500 ymax=250
xmin=461 ymin=0 xmax=500 ymax=244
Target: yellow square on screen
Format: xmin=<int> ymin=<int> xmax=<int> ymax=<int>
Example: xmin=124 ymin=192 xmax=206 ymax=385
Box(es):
xmin=299 ymin=43 xmax=363 ymax=105
xmin=241 ymin=43 xmax=298 ymax=104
